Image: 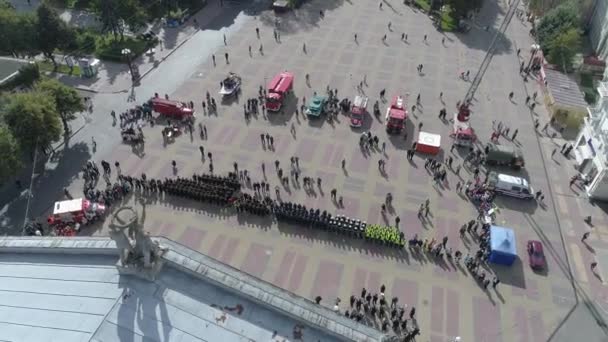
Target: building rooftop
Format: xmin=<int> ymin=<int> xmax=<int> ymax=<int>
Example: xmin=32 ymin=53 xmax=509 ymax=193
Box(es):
xmin=0 ymin=237 xmax=387 ymax=342
xmin=544 ymin=67 xmax=589 ymax=110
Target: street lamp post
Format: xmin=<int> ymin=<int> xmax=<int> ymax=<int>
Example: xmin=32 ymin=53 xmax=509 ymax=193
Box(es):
xmin=121 ymin=48 xmax=135 ymax=81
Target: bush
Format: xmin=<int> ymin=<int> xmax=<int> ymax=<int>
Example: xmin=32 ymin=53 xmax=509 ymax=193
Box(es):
xmin=72 ymin=29 xmax=97 ymax=55
xmin=585 ymin=90 xmax=598 ymax=105
xmin=1 ymin=63 xmax=40 ymax=90
xmin=95 ymin=35 xmax=153 ymax=62
xmin=580 ymin=73 xmax=594 ymax=88
xmin=167 ymin=7 xmax=187 ymax=21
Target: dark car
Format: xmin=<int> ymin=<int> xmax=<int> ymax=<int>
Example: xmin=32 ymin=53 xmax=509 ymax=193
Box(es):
xmin=527 ymin=240 xmax=546 ymax=270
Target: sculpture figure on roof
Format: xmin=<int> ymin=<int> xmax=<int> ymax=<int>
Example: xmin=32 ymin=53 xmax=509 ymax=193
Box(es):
xmin=110 ymin=205 xmax=167 ymax=280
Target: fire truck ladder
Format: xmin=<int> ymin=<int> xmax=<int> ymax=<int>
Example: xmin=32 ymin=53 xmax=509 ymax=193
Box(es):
xmin=463 ymin=0 xmax=521 ymax=104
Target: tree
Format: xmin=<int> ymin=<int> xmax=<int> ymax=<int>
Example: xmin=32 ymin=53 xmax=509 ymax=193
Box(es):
xmin=445 ymin=0 xmax=482 ymax=19
xmin=118 ymin=0 xmax=147 ymax=36
xmin=0 ymin=6 xmax=38 ymax=57
xmin=4 ymin=92 xmax=62 ymax=154
xmin=537 ymin=1 xmax=579 ymax=54
xmin=93 ymin=0 xmax=147 ymax=41
xmin=547 ymin=28 xmax=581 ymax=72
xmin=35 ymin=78 xmax=84 ymax=134
xmin=0 ymin=125 xmax=22 ymax=183
xmin=35 ymin=3 xmax=75 ymax=68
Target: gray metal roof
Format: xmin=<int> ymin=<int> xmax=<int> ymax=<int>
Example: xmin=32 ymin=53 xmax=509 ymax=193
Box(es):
xmin=544 ymin=67 xmax=589 ymax=110
xmin=0 ymin=237 xmax=388 ymax=342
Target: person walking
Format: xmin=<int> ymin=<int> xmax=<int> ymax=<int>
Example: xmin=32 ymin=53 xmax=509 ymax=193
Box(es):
xmin=492 ymin=277 xmax=500 ymax=289
xmin=582 ymin=232 xmax=590 ymax=242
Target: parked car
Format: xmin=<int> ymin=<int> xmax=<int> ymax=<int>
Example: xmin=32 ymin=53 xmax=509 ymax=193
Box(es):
xmin=527 ymin=240 xmax=546 ymax=270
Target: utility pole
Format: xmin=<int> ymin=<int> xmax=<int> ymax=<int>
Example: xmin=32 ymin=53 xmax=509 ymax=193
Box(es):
xmin=21 ymin=139 xmax=39 ymax=236
xmin=462 ymin=0 xmax=521 ymax=105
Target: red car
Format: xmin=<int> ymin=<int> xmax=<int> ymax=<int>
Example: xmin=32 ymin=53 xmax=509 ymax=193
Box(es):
xmin=527 ymin=240 xmax=546 ymax=270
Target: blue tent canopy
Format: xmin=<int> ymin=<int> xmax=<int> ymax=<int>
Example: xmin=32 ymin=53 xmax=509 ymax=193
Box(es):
xmin=489 ymin=225 xmax=517 ymax=266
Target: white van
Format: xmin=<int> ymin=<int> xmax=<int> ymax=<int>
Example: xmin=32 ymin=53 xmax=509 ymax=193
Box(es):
xmin=487 ymin=172 xmax=534 ymax=199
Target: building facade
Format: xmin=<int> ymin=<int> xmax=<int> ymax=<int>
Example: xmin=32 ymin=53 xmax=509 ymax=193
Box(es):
xmin=589 ymin=0 xmax=608 ymax=60
xmin=574 ymin=81 xmax=608 ymax=200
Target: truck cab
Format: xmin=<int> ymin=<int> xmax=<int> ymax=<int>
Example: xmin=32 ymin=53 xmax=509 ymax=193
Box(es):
xmin=305 ymin=95 xmax=327 ymax=117
xmin=350 ymin=95 xmax=368 ymax=127
xmin=385 ymin=95 xmax=407 ymax=134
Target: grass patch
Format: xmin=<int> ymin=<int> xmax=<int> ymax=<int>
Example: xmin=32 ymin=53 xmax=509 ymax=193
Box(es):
xmin=38 ymin=61 xmax=81 ymax=77
xmin=439 ymin=6 xmax=458 ymax=31
xmin=95 ymin=34 xmax=154 ymax=62
xmin=414 ymin=0 xmax=431 ymax=12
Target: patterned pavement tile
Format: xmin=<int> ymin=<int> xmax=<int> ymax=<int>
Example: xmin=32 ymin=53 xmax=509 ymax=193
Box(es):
xmin=445 ymin=289 xmax=460 ymax=337
xmin=219 ymin=237 xmax=240 ymax=264
xmin=310 ymin=259 xmax=345 ymax=300
xmin=431 ymin=286 xmax=445 ymax=334
xmin=207 ymin=234 xmax=227 ymax=260
xmin=273 ymin=250 xmax=296 ymax=289
xmin=287 ymin=254 xmax=309 ymax=293
xmin=513 ymin=306 xmax=530 ymax=342
xmin=177 ymin=226 xmax=207 ymax=250
xmin=472 ymin=296 xmax=502 ymax=342
xmin=529 ymin=310 xmax=546 ymax=342
xmin=240 ymin=243 xmax=273 ymax=279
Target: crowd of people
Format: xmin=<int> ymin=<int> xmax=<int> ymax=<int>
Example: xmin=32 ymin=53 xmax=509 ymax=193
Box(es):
xmin=316 ymin=284 xmax=420 ymax=340
xmin=57 ymin=5 xmax=559 ymax=340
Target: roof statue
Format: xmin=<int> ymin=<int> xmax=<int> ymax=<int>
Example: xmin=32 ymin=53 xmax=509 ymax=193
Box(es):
xmin=110 ymin=205 xmax=167 ymax=281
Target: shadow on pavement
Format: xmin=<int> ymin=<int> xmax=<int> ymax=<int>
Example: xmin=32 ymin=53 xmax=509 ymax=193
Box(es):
xmin=448 ymin=0 xmax=513 ymax=55
xmin=258 ymin=0 xmax=346 ymax=35
xmin=0 ymin=142 xmax=92 ymax=235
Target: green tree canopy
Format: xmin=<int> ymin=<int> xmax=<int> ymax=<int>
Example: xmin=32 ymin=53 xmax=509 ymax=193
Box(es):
xmin=537 ymin=1 xmax=580 ymax=54
xmin=445 ymin=0 xmax=482 ymax=19
xmin=0 ymin=125 xmax=22 ymax=183
xmin=35 ymin=78 xmax=84 ymax=134
xmin=0 ymin=5 xmax=38 ymax=57
xmin=93 ymin=0 xmax=148 ymax=41
xmin=547 ymin=28 xmax=581 ymax=72
xmin=35 ymin=3 xmax=75 ymax=67
xmin=4 ymin=92 xmax=62 ymax=153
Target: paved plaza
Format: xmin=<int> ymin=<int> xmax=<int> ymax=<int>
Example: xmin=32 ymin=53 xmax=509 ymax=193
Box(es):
xmin=38 ymin=0 xmax=608 ymax=341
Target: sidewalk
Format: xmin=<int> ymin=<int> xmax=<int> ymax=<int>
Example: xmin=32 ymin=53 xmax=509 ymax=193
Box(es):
xmin=50 ymin=0 xmax=229 ymax=94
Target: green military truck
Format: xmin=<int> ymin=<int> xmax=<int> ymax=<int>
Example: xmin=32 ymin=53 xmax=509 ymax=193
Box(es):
xmin=484 ymin=142 xmax=525 ymax=170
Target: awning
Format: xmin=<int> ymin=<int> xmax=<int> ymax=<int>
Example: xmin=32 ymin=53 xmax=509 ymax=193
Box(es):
xmin=574 ymin=144 xmax=593 ymax=165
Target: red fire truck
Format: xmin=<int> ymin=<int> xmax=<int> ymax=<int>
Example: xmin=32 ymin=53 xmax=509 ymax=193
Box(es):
xmin=265 ymin=71 xmax=294 ymax=112
xmin=47 ymin=198 xmax=106 ymax=227
xmin=385 ymin=95 xmax=407 ymax=134
xmin=146 ymin=97 xmax=194 ymax=119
